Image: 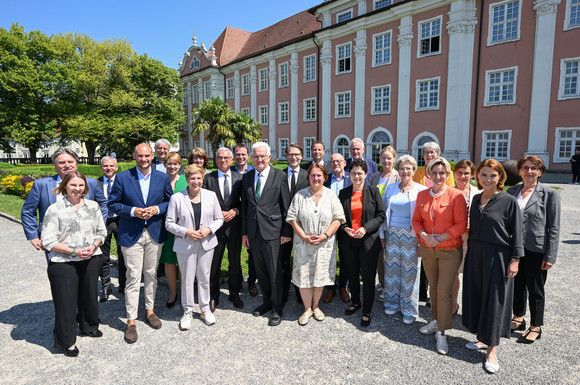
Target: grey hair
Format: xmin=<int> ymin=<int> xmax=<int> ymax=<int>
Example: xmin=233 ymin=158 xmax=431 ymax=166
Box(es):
xmin=251 ymin=142 xmax=271 ymax=156
xmin=155 ymin=138 xmax=170 ymax=147
xmin=216 ymin=147 xmax=232 ymax=157
xmin=51 ymin=148 xmax=79 ymax=165
xmin=395 ymin=155 xmax=418 ymax=171
xmin=100 ymin=156 xmax=117 ymax=166
xmin=351 ymin=138 xmax=364 ymax=147
xmin=422 ymin=141 xmax=441 ymax=155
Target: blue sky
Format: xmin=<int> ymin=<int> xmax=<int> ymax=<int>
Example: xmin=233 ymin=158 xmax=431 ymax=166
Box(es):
xmin=2 ymin=0 xmax=319 ymax=69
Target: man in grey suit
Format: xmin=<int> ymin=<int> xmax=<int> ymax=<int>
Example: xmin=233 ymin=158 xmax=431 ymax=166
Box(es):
xmin=281 ymin=143 xmax=309 ymax=304
xmin=203 ymin=147 xmax=244 ymax=310
xmin=241 ymin=142 xmax=292 ymax=326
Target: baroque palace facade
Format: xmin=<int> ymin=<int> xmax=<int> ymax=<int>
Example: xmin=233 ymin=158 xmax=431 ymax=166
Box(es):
xmin=178 ymin=0 xmax=580 ymax=170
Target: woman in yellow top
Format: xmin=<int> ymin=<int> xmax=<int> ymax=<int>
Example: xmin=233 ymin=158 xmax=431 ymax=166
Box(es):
xmin=413 ymin=142 xmax=455 ymax=187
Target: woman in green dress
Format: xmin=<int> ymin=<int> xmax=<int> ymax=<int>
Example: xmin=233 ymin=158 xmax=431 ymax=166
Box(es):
xmin=160 ymin=152 xmax=188 ymax=307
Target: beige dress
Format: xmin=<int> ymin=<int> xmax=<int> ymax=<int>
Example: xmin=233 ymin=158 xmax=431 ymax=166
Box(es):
xmin=286 ymin=187 xmax=345 ymax=288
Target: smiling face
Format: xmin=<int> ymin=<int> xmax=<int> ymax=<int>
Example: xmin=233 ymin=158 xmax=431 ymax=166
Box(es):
xmin=65 ymin=176 xmax=86 ymax=199
xmin=429 ymin=164 xmax=449 ymax=187
xmin=350 ymin=141 xmax=364 ymax=160
xmin=423 ymin=147 xmax=438 ymax=166
xmin=312 ymin=143 xmax=325 ymax=163
xmin=308 ymin=167 xmax=325 ymax=189
xmin=519 ymin=161 xmax=541 ymax=185
xmin=215 ymin=150 xmax=233 ymax=173
xmin=478 ymin=166 xmax=501 ymax=193
xmin=54 ymin=153 xmax=78 ymax=179
xmin=454 ymin=167 xmax=473 ymax=187
xmin=187 ymin=172 xmax=203 ymax=194
xmin=155 ymin=143 xmax=169 ymax=162
xmin=350 ymin=166 xmax=366 ymax=188
xmin=380 ymin=150 xmax=395 ymax=172
xmin=398 ymin=161 xmax=415 ymax=182
xmin=330 ymin=154 xmax=345 ymax=176
xmin=100 ymin=159 xmax=118 ymax=179
xmin=286 ymin=146 xmax=303 ymax=169
xmin=134 ymin=144 xmax=153 ymax=174
xmin=252 ymin=146 xmax=271 ymax=172
xmin=234 ymin=146 xmax=249 ymax=168
xmin=165 ymin=160 xmax=181 ymax=176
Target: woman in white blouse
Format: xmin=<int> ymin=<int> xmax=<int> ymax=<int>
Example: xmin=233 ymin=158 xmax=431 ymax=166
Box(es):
xmin=41 ymin=171 xmax=107 ymax=357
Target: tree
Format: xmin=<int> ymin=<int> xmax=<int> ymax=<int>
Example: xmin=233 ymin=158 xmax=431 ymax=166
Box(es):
xmin=192 ymin=97 xmax=263 ymax=157
xmin=0 ymin=24 xmax=72 ymax=162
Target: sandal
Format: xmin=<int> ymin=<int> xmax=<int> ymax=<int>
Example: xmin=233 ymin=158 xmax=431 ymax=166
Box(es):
xmin=517 ymin=327 xmax=542 ymax=344
xmin=511 ymin=317 xmax=526 ymax=332
xmin=361 ymin=314 xmax=371 ymax=327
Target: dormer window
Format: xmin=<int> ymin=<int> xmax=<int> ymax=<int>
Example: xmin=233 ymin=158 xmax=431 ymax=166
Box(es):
xmin=336 ymin=9 xmax=353 ymax=23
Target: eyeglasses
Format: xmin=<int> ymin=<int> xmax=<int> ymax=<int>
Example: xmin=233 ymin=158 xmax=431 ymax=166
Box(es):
xmin=286 ymin=153 xmax=302 ymax=157
xmin=216 ymin=156 xmax=231 ymax=160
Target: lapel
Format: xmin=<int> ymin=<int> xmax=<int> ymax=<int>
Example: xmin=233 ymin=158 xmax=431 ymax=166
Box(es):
xmin=48 ymin=175 xmax=58 ymax=205
xmin=97 ymin=176 xmax=104 ymax=193
xmin=343 ymin=185 xmax=353 ymax=223
xmin=525 ymin=183 xmax=542 ymax=211
xmin=248 ymin=169 xmax=258 ymax=205
xmin=129 ymin=168 xmax=146 ymax=206
xmin=260 ymin=167 xmax=276 ymax=201
xmin=212 ymin=172 xmax=226 ymax=206
xmin=361 ymin=184 xmax=372 ymax=222
xmin=178 ymin=190 xmax=195 ymax=222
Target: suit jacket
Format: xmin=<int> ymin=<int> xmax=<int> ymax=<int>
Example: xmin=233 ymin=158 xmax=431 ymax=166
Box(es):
xmin=283 ymin=167 xmax=309 ymax=197
xmin=338 ymin=184 xmax=386 ymax=255
xmin=345 ymin=157 xmax=379 ymax=180
xmin=507 ymin=182 xmax=561 ymax=263
xmin=21 ymin=175 xmax=107 ymax=241
xmin=108 ymin=167 xmax=173 ymax=247
xmin=323 ymin=170 xmax=352 ymax=191
xmin=165 ymin=189 xmax=224 ymax=253
xmin=241 ymin=167 xmax=292 ymax=240
xmin=202 ymin=170 xmax=242 ymax=237
xmin=300 ymin=161 xmax=330 ymax=173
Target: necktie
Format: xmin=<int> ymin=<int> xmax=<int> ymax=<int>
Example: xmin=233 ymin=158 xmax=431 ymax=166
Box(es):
xmin=290 ymin=170 xmax=296 ymax=195
xmin=107 ymin=179 xmax=112 ymax=198
xmin=255 ymin=173 xmax=262 ymax=201
xmin=223 ymin=174 xmax=230 ymax=202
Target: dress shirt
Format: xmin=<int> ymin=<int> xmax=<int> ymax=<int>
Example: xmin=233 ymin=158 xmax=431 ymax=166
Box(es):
xmin=329 ymin=173 xmax=346 ymax=196
xmin=55 ymin=176 xmax=64 ymax=201
xmin=254 ymin=165 xmax=271 ymax=191
xmin=217 ymin=169 xmax=232 ymax=199
xmin=130 ymin=167 xmax=156 ymax=217
xmin=231 ymin=164 xmax=255 ymax=175
xmin=287 ymin=166 xmax=301 ymax=190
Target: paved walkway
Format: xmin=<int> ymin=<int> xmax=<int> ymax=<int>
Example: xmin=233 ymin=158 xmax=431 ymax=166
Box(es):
xmin=0 ymin=183 xmax=579 ymax=384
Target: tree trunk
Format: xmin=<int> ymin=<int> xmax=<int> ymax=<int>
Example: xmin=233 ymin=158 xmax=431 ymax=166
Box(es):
xmin=28 ymin=146 xmax=38 ymax=164
xmin=85 ymin=142 xmax=97 ymax=165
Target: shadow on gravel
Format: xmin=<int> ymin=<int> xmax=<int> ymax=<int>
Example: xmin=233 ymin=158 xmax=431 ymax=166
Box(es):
xmin=561 ymin=239 xmax=580 ymax=244
xmin=0 ymin=300 xmax=56 ymax=352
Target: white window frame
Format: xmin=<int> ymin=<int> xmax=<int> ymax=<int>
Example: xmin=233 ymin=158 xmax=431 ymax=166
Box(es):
xmin=565 ymin=0 xmax=580 ymax=30
xmin=303 ymin=137 xmax=316 ymax=160
xmin=367 ymin=127 xmax=394 ymax=164
xmin=484 ymin=66 xmax=518 ymax=106
xmin=554 ymin=127 xmax=580 ymax=163
xmin=481 ymin=130 xmax=512 ymax=161
xmin=417 ymin=16 xmax=442 ymax=58
xmin=259 ymin=68 xmax=268 ymax=92
xmin=278 ymin=102 xmax=289 ymax=124
xmin=204 ymin=81 xmax=211 ymax=101
xmin=372 ymin=30 xmax=392 ymax=67
xmin=304 ymin=54 xmax=316 ymax=83
xmin=374 ymin=0 xmax=392 ymax=10
xmin=241 ymin=107 xmax=250 ymax=116
xmin=336 ymin=42 xmax=352 ymax=75
xmin=241 ymin=73 xmax=250 ymax=96
xmin=278 ymin=138 xmax=289 ymax=160
xmin=279 ymin=62 xmax=289 ymax=88
xmin=182 ymin=88 xmax=190 ymax=105
xmin=303 ymin=98 xmax=317 ymax=122
xmin=226 ymin=78 xmax=234 ymax=99
xmin=259 ymin=105 xmax=268 ymax=125
xmin=336 ymin=9 xmax=353 ymax=24
xmin=558 ymin=57 xmax=580 ymax=100
xmin=487 ymin=0 xmax=521 ymax=46
xmin=371 ymin=85 xmax=391 ymax=115
xmin=415 ymin=77 xmax=440 ymax=111
xmin=192 ymin=84 xmax=199 ymax=104
xmin=335 ymin=91 xmax=352 ymax=118
xmin=333 ymin=135 xmax=351 ymax=158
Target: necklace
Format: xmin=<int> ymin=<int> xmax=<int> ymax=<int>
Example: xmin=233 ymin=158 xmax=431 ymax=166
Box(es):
xmin=188 ymin=189 xmax=200 ymax=200
xmin=310 ymin=188 xmax=323 ymax=197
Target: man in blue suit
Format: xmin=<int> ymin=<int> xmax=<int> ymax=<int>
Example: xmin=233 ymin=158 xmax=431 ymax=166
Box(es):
xmin=108 ymin=143 xmax=172 ymax=344
xmin=22 ymin=148 xmax=108 ymax=257
xmin=345 ymin=138 xmax=378 ymax=182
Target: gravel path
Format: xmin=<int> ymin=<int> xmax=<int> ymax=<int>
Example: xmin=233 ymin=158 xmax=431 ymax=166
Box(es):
xmin=1 ymin=183 xmax=579 ymax=384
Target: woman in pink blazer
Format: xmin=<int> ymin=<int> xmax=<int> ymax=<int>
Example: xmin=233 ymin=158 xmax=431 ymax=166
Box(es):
xmin=166 ymin=165 xmax=224 ymax=330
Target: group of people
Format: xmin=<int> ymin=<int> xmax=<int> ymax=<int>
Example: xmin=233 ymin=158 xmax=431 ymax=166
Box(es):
xmin=22 ymin=139 xmax=561 ymax=375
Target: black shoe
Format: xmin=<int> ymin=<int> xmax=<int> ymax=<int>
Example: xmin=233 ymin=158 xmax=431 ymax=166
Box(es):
xmin=516 ymin=327 xmax=541 ymax=344
xmin=361 ymin=314 xmax=371 ymax=327
xmin=268 ymin=311 xmax=282 ymax=326
xmin=118 ymin=286 xmax=125 ymax=295
xmin=63 ymin=345 xmax=79 ymax=357
xmin=81 ymin=329 xmax=103 ymax=338
xmin=210 ymin=299 xmax=218 ymax=313
xmin=425 ymin=298 xmax=431 ymax=307
xmin=252 ymin=304 xmax=271 ymax=317
xmin=248 ymin=283 xmax=258 ymax=296
xmin=344 ymin=304 xmax=361 ymax=316
xmin=229 ymin=294 xmax=244 ymax=309
xmin=166 ymin=295 xmax=178 ymax=308
xmin=511 ymin=318 xmax=526 ymax=332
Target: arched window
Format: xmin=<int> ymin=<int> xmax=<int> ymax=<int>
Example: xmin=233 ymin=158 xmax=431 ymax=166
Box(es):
xmin=367 ymin=128 xmax=393 ymax=164
xmin=334 ymin=136 xmax=350 ymax=158
xmin=412 ymin=133 xmax=438 ymax=167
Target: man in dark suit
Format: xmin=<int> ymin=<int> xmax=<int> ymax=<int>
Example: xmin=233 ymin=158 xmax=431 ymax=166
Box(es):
xmin=108 ymin=143 xmax=173 ymax=343
xmin=323 ymin=153 xmax=352 ymax=303
xmin=203 ymin=147 xmax=244 ymax=310
xmin=281 ymin=143 xmax=309 ymax=303
xmin=301 ymin=140 xmax=328 ymax=172
xmin=22 ymin=148 xmax=107 ymax=258
xmin=241 ymin=142 xmax=292 ymax=326
xmin=96 ymin=156 xmax=125 ymax=301
xmin=345 ymin=138 xmax=378 ymax=181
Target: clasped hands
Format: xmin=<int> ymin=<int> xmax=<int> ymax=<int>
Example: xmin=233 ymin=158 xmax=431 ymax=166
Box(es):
xmin=134 ymin=206 xmax=159 ymax=220
xmin=302 ymin=234 xmax=326 ymax=246
xmin=345 ymin=227 xmax=366 ymax=239
xmin=186 ymin=228 xmax=211 ymax=240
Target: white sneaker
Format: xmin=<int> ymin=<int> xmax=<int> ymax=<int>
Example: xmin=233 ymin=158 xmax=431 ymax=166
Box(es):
xmin=435 ymin=331 xmax=448 ymax=355
xmin=419 ymin=320 xmax=438 ymax=335
xmin=377 ymin=292 xmax=385 ymax=302
xmin=201 ymin=311 xmax=216 ymax=326
xmin=384 ymin=308 xmax=397 ymax=315
xmin=179 ymin=312 xmax=193 ymax=330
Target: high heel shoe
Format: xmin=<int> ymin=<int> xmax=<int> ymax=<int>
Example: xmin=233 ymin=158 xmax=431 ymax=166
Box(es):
xmin=517 ymin=327 xmax=542 ymax=344
xmin=511 ymin=318 xmax=526 ymax=332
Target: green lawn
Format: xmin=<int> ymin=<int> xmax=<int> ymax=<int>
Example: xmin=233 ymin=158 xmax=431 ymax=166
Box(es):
xmin=0 ymin=193 xmax=24 ymax=219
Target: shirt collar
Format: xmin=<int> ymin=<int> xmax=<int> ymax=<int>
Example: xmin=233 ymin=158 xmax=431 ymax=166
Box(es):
xmin=137 ymin=167 xmax=152 ymax=180
xmin=218 ymin=169 xmax=231 ymax=178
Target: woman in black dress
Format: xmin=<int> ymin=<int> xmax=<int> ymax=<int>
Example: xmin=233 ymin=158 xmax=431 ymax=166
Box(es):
xmin=462 ymin=159 xmax=524 ymax=374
